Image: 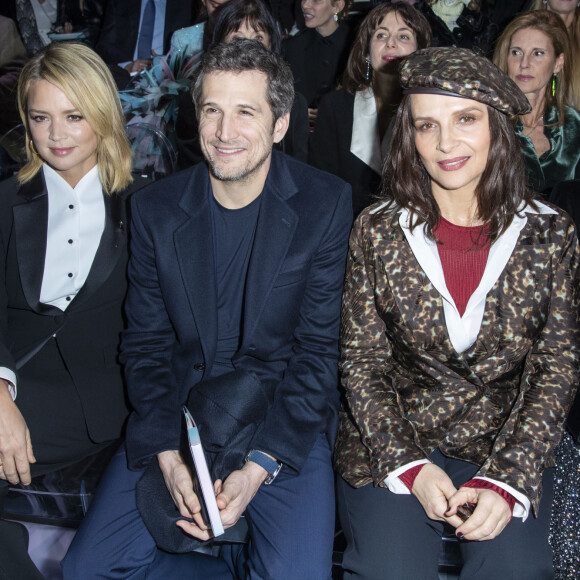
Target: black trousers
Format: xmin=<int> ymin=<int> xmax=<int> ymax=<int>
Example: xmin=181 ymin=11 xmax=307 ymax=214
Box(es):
xmin=337 ymin=450 xmax=554 ymax=580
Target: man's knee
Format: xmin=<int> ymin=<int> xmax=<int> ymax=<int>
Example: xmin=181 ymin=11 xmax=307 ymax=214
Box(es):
xmin=62 ymin=541 xmax=106 ymax=580
xmin=247 ymin=553 xmax=333 ymax=580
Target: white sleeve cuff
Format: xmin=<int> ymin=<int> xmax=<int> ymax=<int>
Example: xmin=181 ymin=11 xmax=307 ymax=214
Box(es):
xmin=0 ymin=368 xmax=17 ymax=400
xmin=384 ymin=459 xmax=431 ymax=494
xmin=471 ymin=477 xmax=531 ymax=521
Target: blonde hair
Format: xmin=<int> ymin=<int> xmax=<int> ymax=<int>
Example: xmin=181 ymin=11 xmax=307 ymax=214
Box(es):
xmin=17 ymin=43 xmax=133 ymax=193
xmin=493 ymin=10 xmax=572 ymax=124
xmin=530 ymin=0 xmax=580 ymax=106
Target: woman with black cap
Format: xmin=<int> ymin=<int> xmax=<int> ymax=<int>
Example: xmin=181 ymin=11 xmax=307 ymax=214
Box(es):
xmin=334 ymin=46 xmax=580 ymax=579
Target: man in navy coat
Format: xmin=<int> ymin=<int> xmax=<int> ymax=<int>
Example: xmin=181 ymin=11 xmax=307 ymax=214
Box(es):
xmin=63 ymin=39 xmax=352 ymax=579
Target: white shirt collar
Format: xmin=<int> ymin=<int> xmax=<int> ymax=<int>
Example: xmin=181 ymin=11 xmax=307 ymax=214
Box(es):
xmin=43 ymin=163 xmax=101 ymax=195
xmin=396 ymin=201 xmax=556 ymax=353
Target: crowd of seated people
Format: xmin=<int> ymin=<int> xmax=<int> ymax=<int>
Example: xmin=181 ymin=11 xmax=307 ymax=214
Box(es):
xmin=0 ymin=0 xmax=579 ymax=578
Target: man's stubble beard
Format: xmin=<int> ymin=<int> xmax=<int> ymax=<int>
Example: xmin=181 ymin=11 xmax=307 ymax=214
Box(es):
xmin=206 ymin=148 xmax=271 ymax=183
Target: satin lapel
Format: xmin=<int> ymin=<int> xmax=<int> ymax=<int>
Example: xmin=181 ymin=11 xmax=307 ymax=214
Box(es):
xmin=240 ymin=172 xmax=298 ymax=352
xmin=69 ymin=191 xmax=126 ymax=310
xmin=12 ymin=173 xmax=55 ymax=314
xmin=174 ymin=176 xmax=217 ymax=365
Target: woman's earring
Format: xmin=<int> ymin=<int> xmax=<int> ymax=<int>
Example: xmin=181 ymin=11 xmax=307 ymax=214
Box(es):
xmin=333 ymin=12 xmax=338 ymax=22
xmin=29 ymin=140 xmax=38 ymax=155
xmin=365 ymin=58 xmax=371 ymax=81
xmin=542 ymin=0 xmax=547 ymax=5
xmin=552 ymin=73 xmax=557 ymax=97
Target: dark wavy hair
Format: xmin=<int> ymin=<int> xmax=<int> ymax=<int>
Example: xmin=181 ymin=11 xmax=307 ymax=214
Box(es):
xmin=342 ymin=2 xmax=431 ymax=94
xmin=211 ymin=0 xmax=282 ymax=54
xmin=376 ymin=95 xmax=537 ymax=241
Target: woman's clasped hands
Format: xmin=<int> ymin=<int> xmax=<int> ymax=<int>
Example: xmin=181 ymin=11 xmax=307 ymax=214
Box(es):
xmin=411 ymin=463 xmax=512 ymax=542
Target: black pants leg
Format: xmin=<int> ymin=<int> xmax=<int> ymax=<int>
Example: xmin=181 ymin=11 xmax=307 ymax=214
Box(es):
xmin=337 ymin=451 xmax=554 ymax=580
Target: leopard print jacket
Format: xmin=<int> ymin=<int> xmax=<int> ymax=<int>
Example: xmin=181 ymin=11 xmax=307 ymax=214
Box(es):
xmin=334 ymin=202 xmax=580 ymax=514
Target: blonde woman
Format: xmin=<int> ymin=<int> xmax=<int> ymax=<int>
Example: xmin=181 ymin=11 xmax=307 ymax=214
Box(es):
xmin=530 ymin=0 xmax=580 ymax=106
xmin=0 ymin=42 xmax=140 ymax=488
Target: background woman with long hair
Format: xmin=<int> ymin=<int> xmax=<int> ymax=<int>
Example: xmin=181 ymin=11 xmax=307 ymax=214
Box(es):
xmin=310 ymin=1 xmax=431 ymax=217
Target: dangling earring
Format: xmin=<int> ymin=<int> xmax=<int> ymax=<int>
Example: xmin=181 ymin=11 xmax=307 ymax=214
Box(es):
xmin=542 ymin=0 xmax=548 ymax=5
xmin=29 ymin=139 xmax=38 ymax=156
xmin=551 ymin=73 xmax=557 ymax=97
xmin=365 ymin=57 xmax=371 ymax=81
xmin=333 ymin=12 xmax=338 ymax=22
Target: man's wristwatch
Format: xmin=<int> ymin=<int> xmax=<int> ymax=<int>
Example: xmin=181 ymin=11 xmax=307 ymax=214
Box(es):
xmin=245 ymin=450 xmax=283 ymax=485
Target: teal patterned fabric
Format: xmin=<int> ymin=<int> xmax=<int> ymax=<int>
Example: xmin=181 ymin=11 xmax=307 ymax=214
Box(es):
xmin=516 ymin=106 xmax=580 ymax=197
xmin=119 ymin=23 xmax=206 ymax=175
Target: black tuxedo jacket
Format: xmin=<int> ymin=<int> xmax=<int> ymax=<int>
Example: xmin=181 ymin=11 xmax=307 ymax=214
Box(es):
xmin=121 ymin=151 xmax=353 ymax=472
xmin=0 ymin=172 xmax=141 ymax=445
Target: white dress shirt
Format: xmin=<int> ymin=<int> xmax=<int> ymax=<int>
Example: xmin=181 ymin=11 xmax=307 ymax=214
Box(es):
xmin=40 ymin=164 xmax=105 ymax=310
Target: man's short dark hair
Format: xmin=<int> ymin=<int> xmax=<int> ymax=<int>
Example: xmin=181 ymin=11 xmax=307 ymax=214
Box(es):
xmin=192 ymin=38 xmax=294 ymax=123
